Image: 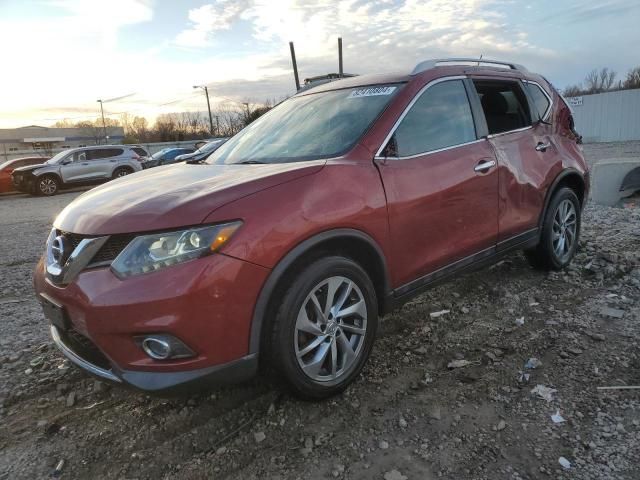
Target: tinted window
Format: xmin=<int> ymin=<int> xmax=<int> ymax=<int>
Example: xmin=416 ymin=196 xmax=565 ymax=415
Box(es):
xmin=525 ymin=83 xmax=551 ymax=119
xmin=392 ymin=80 xmax=476 ymax=157
xmin=474 ymin=81 xmax=532 ymax=135
xmin=132 ymin=147 xmax=148 ymax=156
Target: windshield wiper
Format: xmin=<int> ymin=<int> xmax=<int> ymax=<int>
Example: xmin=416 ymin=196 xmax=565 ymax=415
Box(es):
xmin=234 ymin=160 xmax=266 ymax=165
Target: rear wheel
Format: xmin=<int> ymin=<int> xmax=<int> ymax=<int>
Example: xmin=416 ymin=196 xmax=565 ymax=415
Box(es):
xmin=37 ymin=175 xmax=59 ymax=196
xmin=525 ymin=187 xmax=581 ymax=270
xmin=268 ymin=256 xmax=378 ymax=399
xmin=112 ymin=167 xmax=133 ymax=179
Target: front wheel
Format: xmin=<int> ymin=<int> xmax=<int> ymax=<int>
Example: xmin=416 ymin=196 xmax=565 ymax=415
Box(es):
xmin=112 ymin=167 xmax=133 ymax=179
xmin=37 ymin=175 xmax=59 ymax=196
xmin=268 ymin=256 xmax=378 ymax=399
xmin=525 ymin=187 xmax=581 ymax=270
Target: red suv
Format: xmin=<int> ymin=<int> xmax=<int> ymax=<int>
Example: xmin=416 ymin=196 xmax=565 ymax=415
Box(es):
xmin=34 ymin=58 xmax=588 ymax=399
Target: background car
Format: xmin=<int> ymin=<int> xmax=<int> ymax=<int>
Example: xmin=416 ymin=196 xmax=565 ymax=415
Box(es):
xmin=0 ymin=156 xmax=48 ymax=193
xmin=175 ymin=138 xmax=229 ymax=163
xmin=12 ymin=145 xmax=143 ymax=196
xmin=140 ymin=147 xmax=195 ymax=169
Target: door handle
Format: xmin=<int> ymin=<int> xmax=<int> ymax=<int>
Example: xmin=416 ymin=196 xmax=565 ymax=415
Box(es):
xmin=474 ymin=159 xmax=496 ymax=173
xmin=535 ymin=142 xmax=551 ymax=152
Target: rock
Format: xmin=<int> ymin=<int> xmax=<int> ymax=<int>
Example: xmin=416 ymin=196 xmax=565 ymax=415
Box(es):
xmin=600 ymin=307 xmax=624 ymax=319
xmin=586 ymin=331 xmax=606 ymax=342
xmin=430 ymin=407 xmax=442 ymax=420
xmin=52 ymin=459 xmax=65 ymax=478
xmin=93 ymin=381 xmax=105 ymax=393
xmin=447 ymin=359 xmax=472 ymax=369
xmin=399 ymin=416 xmax=408 ymax=428
xmin=379 ymin=440 xmax=389 ymax=449
xmin=384 ymin=470 xmax=407 ymax=480
xmin=332 ymin=464 xmax=345 ymax=477
xmin=216 ymin=446 xmax=227 ymax=455
xmin=66 ymin=391 xmax=76 ymax=408
xmin=558 ymin=456 xmax=571 ymax=469
xmin=496 ymin=420 xmax=506 ymax=431
xmin=515 ymin=317 xmax=525 ymax=326
xmin=254 ymin=431 xmax=266 ymax=443
xmin=567 ymin=347 xmax=583 ymax=355
xmin=559 ymin=351 xmax=569 ymax=359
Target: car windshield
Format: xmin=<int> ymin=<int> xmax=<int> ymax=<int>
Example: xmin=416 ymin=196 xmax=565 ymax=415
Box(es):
xmin=205 ymin=84 xmax=402 ymax=165
xmin=151 ymin=148 xmax=171 ymax=160
xmin=46 ymin=150 xmax=71 ymax=164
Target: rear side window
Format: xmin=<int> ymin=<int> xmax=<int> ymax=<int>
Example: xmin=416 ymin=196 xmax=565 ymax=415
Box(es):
xmin=524 ymin=82 xmax=551 ymax=120
xmin=474 ymin=80 xmax=531 ymax=135
xmin=392 ymin=80 xmax=476 ymax=157
xmin=132 ymin=147 xmax=147 ymax=156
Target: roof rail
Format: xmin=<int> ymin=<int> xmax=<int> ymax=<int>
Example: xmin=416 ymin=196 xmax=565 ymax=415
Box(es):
xmin=411 ymin=58 xmax=528 ymax=75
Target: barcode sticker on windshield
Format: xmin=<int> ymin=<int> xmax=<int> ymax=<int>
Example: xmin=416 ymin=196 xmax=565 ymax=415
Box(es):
xmin=348 ymin=86 xmax=396 ymax=98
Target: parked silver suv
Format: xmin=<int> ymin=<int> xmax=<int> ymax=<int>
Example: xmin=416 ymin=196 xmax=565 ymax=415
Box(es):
xmin=12 ymin=145 xmax=143 ymax=196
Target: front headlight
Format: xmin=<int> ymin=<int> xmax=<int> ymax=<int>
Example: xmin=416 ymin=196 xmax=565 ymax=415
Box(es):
xmin=110 ymin=221 xmax=242 ymax=279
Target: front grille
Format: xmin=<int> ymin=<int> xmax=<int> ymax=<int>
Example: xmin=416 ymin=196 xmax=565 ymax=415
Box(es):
xmin=58 ymin=230 xmax=134 ymax=267
xmin=62 ymin=328 xmax=111 ymax=370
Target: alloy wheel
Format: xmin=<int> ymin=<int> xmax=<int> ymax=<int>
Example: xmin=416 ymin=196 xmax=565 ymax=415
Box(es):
xmin=294 ymin=276 xmax=368 ymax=382
xmin=39 ymin=178 xmax=56 ymax=195
xmin=116 ymin=170 xmax=130 ymax=177
xmin=552 ymin=199 xmax=577 ymax=262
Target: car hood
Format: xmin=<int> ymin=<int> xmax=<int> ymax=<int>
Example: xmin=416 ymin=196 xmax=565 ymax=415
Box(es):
xmin=54 ymin=161 xmax=325 ymax=235
xmin=12 ymin=164 xmax=51 ymax=174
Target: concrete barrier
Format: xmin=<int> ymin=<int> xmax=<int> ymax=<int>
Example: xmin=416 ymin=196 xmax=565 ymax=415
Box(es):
xmin=590 ymin=158 xmax=640 ymax=206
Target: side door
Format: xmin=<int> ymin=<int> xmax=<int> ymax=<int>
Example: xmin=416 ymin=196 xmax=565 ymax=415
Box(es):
xmin=94 ymin=148 xmax=124 ymax=178
xmin=375 ymin=78 xmax=499 ymax=291
xmin=469 ymin=77 xmax=555 ymax=245
xmin=59 ymin=150 xmax=90 ymax=182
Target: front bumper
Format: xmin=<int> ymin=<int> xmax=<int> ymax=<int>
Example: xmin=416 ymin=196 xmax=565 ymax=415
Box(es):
xmin=51 ymin=325 xmax=258 ymax=394
xmin=35 ymin=252 xmax=270 ymax=394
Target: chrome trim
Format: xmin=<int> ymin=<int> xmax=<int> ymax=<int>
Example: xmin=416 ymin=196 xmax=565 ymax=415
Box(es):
xmin=474 ymin=159 xmax=496 ymax=172
xmin=412 ymin=58 xmax=528 ymax=75
xmin=50 ymin=326 xmax=121 ymax=383
xmin=375 ymin=139 xmax=484 ymax=161
xmin=46 ymin=232 xmax=109 ymax=285
xmin=374 ymin=75 xmax=468 ymax=159
xmin=535 ymin=142 xmax=552 ymax=152
xmin=523 ymin=79 xmax=553 ymax=121
xmin=486 ymin=125 xmax=533 ymax=139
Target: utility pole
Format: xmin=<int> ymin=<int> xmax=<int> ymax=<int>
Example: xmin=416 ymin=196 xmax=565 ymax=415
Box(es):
xmin=193 ymin=85 xmax=215 ymax=136
xmin=242 ymin=102 xmax=250 ymax=122
xmin=338 ymin=37 xmax=343 ymax=78
xmin=96 ymin=99 xmax=107 ymax=144
xmin=289 ymin=41 xmax=301 ymax=91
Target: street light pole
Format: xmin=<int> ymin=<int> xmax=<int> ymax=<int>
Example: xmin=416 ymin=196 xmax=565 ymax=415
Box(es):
xmin=193 ymin=85 xmax=214 ymax=136
xmin=242 ymin=102 xmax=250 ymax=122
xmin=97 ymin=99 xmax=107 ymax=144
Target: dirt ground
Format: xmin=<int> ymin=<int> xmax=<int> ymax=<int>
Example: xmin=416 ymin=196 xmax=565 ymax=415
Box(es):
xmin=0 ymin=190 xmax=639 ymax=480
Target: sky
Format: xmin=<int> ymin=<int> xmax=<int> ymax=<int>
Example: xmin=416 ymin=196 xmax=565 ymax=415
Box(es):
xmin=0 ymin=0 xmax=639 ymax=128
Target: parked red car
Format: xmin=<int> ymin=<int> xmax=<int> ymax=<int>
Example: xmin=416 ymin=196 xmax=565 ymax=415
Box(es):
xmin=34 ymin=58 xmax=588 ymax=399
xmin=0 ymin=156 xmax=48 ymax=193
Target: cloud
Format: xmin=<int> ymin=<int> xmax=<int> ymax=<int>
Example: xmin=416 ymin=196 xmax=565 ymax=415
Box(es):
xmin=175 ymin=1 xmax=252 ymax=47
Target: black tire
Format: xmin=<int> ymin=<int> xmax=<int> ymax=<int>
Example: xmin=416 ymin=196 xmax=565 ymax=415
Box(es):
xmin=525 ymin=187 xmax=581 ymax=270
xmin=267 ymin=256 xmax=378 ymax=400
xmin=36 ymin=175 xmax=59 ymax=196
xmin=112 ymin=167 xmax=133 ymax=179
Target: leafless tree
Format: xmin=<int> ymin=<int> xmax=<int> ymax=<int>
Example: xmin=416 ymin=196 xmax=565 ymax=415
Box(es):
xmin=563 ymin=84 xmax=583 ymax=97
xmin=584 ymin=68 xmax=616 ymax=94
xmin=623 ymin=66 xmax=640 ymax=89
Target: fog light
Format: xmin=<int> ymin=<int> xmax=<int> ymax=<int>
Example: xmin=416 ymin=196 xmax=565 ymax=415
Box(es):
xmin=138 ymin=334 xmax=195 ymax=360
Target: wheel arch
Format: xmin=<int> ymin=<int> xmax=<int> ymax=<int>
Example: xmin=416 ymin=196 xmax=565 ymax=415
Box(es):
xmin=538 ymin=168 xmax=586 ymax=229
xmin=248 ymin=228 xmax=391 ymax=356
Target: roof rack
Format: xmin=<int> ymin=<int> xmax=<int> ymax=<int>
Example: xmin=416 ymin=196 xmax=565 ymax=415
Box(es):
xmin=411 ymin=58 xmax=528 ymax=75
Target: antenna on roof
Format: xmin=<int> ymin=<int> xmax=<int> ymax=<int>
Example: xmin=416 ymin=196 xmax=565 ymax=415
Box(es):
xmin=477 ymin=54 xmax=483 ymax=66
xmin=289 ymin=41 xmax=301 ymax=91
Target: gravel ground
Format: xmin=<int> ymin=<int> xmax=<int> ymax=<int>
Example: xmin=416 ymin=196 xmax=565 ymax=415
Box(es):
xmin=0 ymin=190 xmax=639 ymax=480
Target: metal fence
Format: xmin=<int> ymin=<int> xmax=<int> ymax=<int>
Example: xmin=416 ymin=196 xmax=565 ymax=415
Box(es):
xmin=567 ymin=89 xmax=640 ymax=143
